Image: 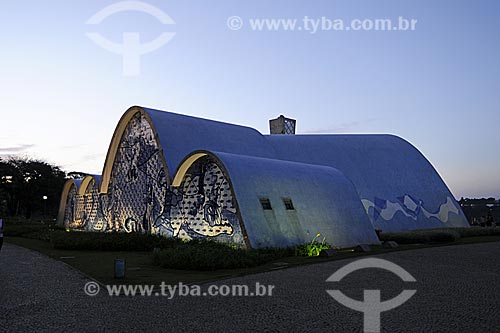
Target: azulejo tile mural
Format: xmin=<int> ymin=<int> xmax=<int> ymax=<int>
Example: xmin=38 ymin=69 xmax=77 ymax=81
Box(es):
xmin=62 ymin=112 xmax=244 ymax=246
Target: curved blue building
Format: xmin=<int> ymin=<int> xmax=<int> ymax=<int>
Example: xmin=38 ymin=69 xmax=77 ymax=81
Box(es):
xmin=57 ymin=106 xmax=469 ymax=249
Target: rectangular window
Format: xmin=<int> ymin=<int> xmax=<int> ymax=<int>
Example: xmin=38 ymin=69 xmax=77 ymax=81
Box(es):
xmin=259 ymin=198 xmax=272 ymax=210
xmin=283 ymin=198 xmax=294 ymax=210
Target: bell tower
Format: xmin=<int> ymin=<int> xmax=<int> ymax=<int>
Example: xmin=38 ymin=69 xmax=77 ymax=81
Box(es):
xmin=269 ymin=115 xmax=296 ymax=135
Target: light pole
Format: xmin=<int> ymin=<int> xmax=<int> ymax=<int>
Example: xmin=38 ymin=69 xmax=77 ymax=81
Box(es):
xmin=42 ymin=196 xmax=48 ymax=217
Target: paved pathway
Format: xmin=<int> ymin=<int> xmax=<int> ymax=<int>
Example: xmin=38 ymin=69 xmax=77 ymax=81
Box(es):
xmin=1 ymin=241 xmax=500 ymax=332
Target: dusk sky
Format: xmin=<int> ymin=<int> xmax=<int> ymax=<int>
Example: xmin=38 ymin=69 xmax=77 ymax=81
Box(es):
xmin=0 ymin=0 xmax=498 ymax=198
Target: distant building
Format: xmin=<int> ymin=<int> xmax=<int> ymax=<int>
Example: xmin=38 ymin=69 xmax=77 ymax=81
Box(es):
xmin=57 ymin=106 xmax=469 ymax=249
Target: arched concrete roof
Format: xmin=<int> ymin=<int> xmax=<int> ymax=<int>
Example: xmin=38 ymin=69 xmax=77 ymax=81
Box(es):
xmin=100 ymin=106 xmax=169 ymax=193
xmin=56 ymin=179 xmax=82 ymax=226
xmin=175 ymin=150 xmax=380 ymax=248
xmin=100 ymin=106 xmax=276 ymax=193
xmin=265 ymin=134 xmax=469 ymax=231
xmin=78 ymin=175 xmax=101 ymax=195
xmin=97 ymin=106 xmax=468 ymax=234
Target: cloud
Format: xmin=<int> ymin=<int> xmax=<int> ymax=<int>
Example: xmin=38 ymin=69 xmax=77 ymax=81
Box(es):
xmin=80 ymin=153 xmax=106 ymax=161
xmin=0 ymin=144 xmax=35 ymax=154
xmin=57 ymin=144 xmax=88 ymax=150
xmin=59 ymin=152 xmax=106 ymax=172
xmin=301 ymin=118 xmax=379 ymax=134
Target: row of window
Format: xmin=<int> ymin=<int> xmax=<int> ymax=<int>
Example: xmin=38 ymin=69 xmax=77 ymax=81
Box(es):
xmin=259 ymin=197 xmax=295 ymax=211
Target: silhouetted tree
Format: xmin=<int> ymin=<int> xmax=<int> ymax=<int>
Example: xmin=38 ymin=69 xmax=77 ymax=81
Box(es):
xmin=486 ymin=211 xmax=495 ymax=227
xmin=0 ymin=157 xmax=66 ymax=218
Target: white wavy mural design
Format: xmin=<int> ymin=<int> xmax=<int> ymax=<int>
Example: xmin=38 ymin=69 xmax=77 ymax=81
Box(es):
xmin=361 ymin=195 xmax=460 ymax=224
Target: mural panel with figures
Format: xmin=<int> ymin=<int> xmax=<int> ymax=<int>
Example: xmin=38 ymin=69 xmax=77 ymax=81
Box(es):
xmin=104 ymin=111 xmax=167 ymax=234
xmin=63 ymin=111 xmax=244 ymax=247
xmin=154 ymin=156 xmax=244 ymax=246
xmin=63 ymin=184 xmax=79 ymax=229
xmin=82 ymin=178 xmax=104 ymax=231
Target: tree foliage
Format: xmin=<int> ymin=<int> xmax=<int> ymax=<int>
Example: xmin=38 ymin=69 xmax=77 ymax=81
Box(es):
xmin=0 ymin=157 xmax=67 ymax=218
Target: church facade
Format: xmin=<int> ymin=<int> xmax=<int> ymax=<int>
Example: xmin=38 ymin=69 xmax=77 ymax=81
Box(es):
xmin=57 ymin=106 xmax=469 ymax=249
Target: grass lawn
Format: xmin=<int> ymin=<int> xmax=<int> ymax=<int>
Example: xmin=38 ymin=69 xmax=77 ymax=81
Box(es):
xmin=7 ymin=234 xmax=500 ymax=286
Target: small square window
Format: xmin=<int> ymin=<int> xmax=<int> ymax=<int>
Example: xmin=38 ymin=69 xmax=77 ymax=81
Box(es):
xmin=283 ymin=198 xmax=294 ymax=210
xmin=259 ymin=198 xmax=272 ymax=210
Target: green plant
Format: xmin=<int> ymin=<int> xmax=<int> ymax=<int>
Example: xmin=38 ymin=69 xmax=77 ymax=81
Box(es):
xmin=295 ymin=233 xmax=331 ymax=257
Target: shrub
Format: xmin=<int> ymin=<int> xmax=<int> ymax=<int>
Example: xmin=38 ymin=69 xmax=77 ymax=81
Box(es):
xmin=3 ymin=219 xmax=60 ymax=241
xmin=380 ymin=226 xmax=500 ymax=245
xmin=153 ymin=239 xmax=294 ymax=271
xmin=4 ymin=224 xmax=46 ymax=237
xmin=379 ymin=229 xmax=460 ymax=244
xmin=50 ymin=231 xmax=293 ymax=270
xmin=427 ymin=230 xmax=460 ymax=243
xmin=449 ymin=227 xmax=500 ymax=238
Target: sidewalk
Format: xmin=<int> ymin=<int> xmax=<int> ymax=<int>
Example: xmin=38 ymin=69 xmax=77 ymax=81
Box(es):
xmin=2 ymin=241 xmax=500 ymax=332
